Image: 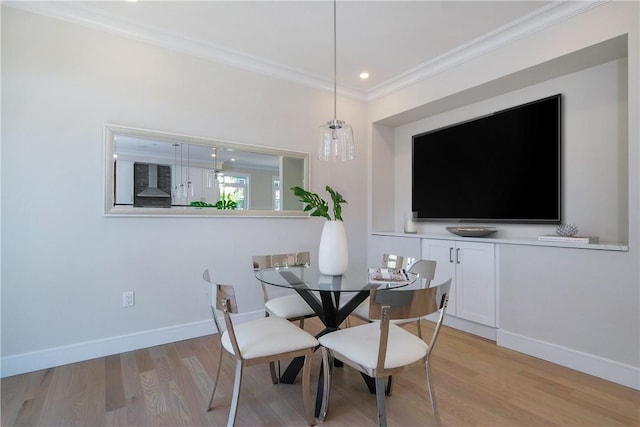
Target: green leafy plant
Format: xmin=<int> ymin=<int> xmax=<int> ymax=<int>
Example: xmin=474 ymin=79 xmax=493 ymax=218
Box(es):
xmin=215 ymin=193 xmax=238 ymax=210
xmin=291 ymin=185 xmax=347 ymax=221
xmin=190 ymin=201 xmax=215 ymax=208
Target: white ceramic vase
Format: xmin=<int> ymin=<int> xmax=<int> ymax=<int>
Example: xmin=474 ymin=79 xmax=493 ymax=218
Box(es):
xmin=318 ymin=220 xmax=348 ymax=275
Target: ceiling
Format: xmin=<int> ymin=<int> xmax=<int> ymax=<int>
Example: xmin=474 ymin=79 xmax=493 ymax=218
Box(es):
xmin=4 ymin=0 xmax=601 ymax=101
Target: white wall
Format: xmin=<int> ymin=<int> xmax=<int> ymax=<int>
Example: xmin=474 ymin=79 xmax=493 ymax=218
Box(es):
xmin=367 ymin=1 xmax=639 ymax=387
xmin=1 ymin=7 xmax=367 ymax=376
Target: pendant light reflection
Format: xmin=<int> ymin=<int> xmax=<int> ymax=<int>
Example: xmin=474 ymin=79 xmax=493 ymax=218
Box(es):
xmin=172 ymin=143 xmax=192 ymax=202
xmin=318 ymin=0 xmax=355 ymax=162
xmin=206 ymin=147 xmax=224 ymax=189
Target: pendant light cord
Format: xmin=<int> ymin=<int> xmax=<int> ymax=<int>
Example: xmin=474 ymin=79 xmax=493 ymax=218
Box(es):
xmin=333 ymin=0 xmax=337 ymax=121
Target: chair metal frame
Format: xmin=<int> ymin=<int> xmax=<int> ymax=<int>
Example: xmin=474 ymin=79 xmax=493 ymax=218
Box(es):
xmin=252 ymin=251 xmax=317 ymax=383
xmin=319 ymin=278 xmax=452 ymax=427
xmin=351 ymin=255 xmax=436 ymax=340
xmin=350 ymin=254 xmax=416 ymax=324
xmin=381 ymin=253 xmax=416 ymax=270
xmin=202 ymin=270 xmax=317 ymax=427
xmin=402 ymin=259 xmax=437 ymax=339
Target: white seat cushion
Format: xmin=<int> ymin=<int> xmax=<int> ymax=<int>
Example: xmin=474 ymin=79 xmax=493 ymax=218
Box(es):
xmin=265 ymin=294 xmax=316 ymax=318
xmin=318 ymin=322 xmax=428 ymax=370
xmin=222 ymin=315 xmax=319 ymax=359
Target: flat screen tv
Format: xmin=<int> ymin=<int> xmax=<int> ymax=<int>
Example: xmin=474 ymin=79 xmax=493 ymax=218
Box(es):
xmin=412 ymin=94 xmax=561 ymax=224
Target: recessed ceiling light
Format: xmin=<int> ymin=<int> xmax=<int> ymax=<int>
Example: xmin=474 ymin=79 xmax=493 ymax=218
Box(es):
xmin=359 ymin=72 xmax=369 ymax=79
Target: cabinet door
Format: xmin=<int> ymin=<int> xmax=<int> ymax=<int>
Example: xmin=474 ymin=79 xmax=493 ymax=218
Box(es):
xmin=456 ymin=241 xmax=495 ymax=326
xmin=200 ymin=169 xmax=220 ymax=204
xmin=172 ymin=165 xmax=187 ymax=205
xmin=188 ymin=167 xmax=204 ymax=203
xmin=115 ymin=160 xmax=134 ymax=205
xmin=421 ymin=239 xmax=457 ymax=317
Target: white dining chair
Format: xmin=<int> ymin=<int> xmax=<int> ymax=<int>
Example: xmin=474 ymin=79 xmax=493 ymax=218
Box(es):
xmin=398 ymin=259 xmax=437 ymax=339
xmin=351 ymin=256 xmax=436 ymax=339
xmin=253 ymin=252 xmax=318 ymax=383
xmin=253 ymin=252 xmax=317 ymax=329
xmin=202 ymin=269 xmax=318 ymax=427
xmin=318 ymin=278 xmax=452 ymax=427
xmin=350 ymin=254 xmax=416 ymax=322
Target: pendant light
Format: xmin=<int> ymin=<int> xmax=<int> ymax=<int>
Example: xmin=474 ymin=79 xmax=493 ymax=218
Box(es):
xmin=318 ymin=0 xmax=355 ymax=162
xmin=172 ymin=143 xmax=181 ymax=202
xmin=186 ymin=143 xmax=193 ymax=198
xmin=207 ymin=147 xmax=224 ymax=187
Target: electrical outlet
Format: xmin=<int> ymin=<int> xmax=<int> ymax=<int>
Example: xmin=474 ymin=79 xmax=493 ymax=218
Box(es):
xmin=122 ymin=291 xmax=135 ymax=308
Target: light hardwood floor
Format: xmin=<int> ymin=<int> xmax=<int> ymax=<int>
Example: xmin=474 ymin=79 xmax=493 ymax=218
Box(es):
xmin=2 ymin=318 xmax=638 ymax=426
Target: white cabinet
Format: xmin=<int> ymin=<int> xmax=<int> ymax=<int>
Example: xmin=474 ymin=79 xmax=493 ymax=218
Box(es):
xmin=421 ymin=239 xmax=496 ymax=327
xmin=189 ymin=167 xmax=205 ymax=203
xmin=172 ymin=167 xmax=220 ymax=205
xmin=197 ymin=168 xmax=220 ymax=204
xmin=114 ymin=160 xmax=134 ymax=205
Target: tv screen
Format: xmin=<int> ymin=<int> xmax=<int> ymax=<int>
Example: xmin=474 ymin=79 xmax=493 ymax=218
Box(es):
xmin=412 ymin=94 xmax=561 ymax=224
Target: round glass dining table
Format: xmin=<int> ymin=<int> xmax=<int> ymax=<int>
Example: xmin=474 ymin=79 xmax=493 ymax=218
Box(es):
xmin=255 ymin=262 xmax=417 ymax=330
xmin=255 ymin=261 xmax=417 ymax=408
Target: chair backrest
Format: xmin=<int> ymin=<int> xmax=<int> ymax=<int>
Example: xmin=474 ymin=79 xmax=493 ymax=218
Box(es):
xmin=253 ymin=251 xmax=311 ymax=270
xmin=368 ymin=278 xmax=451 ymax=321
xmin=252 ymin=252 xmax=310 ymax=302
xmin=203 ymin=268 xmax=214 ymax=285
xmin=202 ymin=269 xmax=229 ymax=336
xmin=216 ymin=284 xmax=239 ymax=314
xmin=382 ymin=253 xmax=416 ymax=270
xmin=407 ymin=259 xmax=437 ymax=287
xmin=215 ymin=283 xmax=245 ymax=359
xmin=369 ymin=278 xmax=452 ymax=370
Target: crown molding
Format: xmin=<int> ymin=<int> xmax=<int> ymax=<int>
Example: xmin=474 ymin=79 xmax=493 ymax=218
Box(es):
xmin=366 ymin=0 xmax=607 ymax=101
xmin=4 ymin=1 xmax=367 ymax=101
xmin=5 ymin=0 xmax=606 ymax=103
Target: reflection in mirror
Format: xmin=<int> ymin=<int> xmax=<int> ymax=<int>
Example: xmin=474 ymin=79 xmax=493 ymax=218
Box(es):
xmin=104 ymin=125 xmax=309 ymax=216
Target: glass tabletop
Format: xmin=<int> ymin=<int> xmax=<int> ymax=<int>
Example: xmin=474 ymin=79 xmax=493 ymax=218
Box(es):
xmin=255 ymin=262 xmax=417 ymax=292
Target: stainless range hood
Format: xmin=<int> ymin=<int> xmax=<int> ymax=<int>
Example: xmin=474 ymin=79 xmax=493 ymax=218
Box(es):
xmin=137 ymin=164 xmax=170 ymax=198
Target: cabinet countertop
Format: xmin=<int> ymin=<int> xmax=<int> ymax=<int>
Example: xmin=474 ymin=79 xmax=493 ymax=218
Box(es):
xmin=371 ymin=231 xmax=629 ymax=252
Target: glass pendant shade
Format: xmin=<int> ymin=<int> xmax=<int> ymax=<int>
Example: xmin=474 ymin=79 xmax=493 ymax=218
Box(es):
xmin=319 ymin=119 xmax=355 ymax=161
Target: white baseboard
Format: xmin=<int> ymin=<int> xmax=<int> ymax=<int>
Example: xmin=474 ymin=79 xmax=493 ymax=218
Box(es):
xmin=1 ymin=311 xmax=262 ymax=378
xmin=5 ymin=314 xmax=637 ymax=392
xmin=497 ymin=329 xmax=640 ymax=390
xmin=442 ymin=316 xmax=497 ymax=341
xmin=424 ymin=313 xmax=497 ymax=341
